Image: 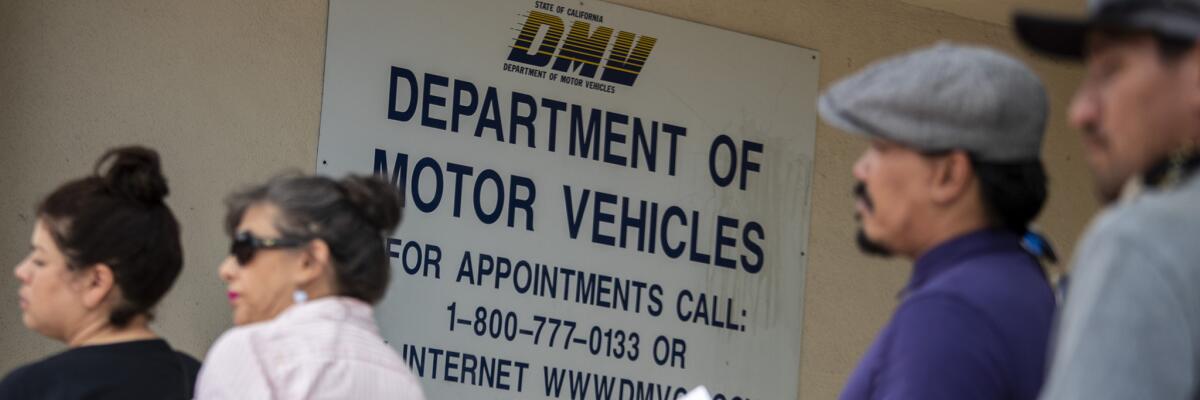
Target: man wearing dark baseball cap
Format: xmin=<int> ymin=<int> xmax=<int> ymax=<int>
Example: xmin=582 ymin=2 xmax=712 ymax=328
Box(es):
xmin=1015 ymin=0 xmax=1200 ymax=398
xmin=820 ymin=42 xmax=1057 ymax=399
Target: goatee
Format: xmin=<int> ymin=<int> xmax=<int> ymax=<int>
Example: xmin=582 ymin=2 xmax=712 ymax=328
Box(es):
xmin=856 ymin=228 xmax=892 ymax=257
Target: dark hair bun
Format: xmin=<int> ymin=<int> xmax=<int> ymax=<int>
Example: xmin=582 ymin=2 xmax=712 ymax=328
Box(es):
xmin=95 ymin=146 xmax=169 ymax=206
xmin=339 ymin=175 xmax=402 ymax=233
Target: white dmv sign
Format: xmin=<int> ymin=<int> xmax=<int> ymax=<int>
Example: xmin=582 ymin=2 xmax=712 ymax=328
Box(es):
xmin=316 ymin=1 xmax=818 ymax=398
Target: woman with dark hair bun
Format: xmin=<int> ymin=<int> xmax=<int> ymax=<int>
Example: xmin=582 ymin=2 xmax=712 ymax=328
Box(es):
xmin=0 ymin=146 xmax=200 ymax=399
xmin=195 ymin=173 xmax=425 ymax=399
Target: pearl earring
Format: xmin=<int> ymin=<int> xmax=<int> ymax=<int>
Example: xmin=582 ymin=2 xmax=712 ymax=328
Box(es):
xmin=293 ymin=289 xmax=309 ymax=304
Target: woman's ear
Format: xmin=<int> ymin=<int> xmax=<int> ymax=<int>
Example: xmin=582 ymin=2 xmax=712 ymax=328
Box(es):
xmin=294 ymin=239 xmax=332 ymax=286
xmin=79 ymin=264 xmax=117 ymax=309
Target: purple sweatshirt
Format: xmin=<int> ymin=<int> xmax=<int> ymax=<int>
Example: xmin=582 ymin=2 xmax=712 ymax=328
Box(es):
xmin=840 ymin=229 xmax=1055 ymax=400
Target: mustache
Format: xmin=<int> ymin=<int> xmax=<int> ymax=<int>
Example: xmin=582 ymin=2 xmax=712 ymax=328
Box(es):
xmin=853 ymin=182 xmax=874 ymax=211
xmin=1080 ymin=122 xmax=1106 ymax=144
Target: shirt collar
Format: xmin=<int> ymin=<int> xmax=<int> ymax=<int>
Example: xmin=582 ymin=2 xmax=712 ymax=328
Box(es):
xmin=275 ymin=296 xmax=378 ymax=332
xmin=1121 ymin=152 xmax=1200 ymax=204
xmin=907 ymin=228 xmax=1025 ymax=293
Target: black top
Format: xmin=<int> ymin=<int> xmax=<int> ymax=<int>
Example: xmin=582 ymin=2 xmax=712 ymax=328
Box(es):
xmin=0 ymin=339 xmax=200 ymax=400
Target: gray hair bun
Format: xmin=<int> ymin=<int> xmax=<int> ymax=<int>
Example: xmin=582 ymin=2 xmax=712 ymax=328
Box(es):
xmin=338 ymin=175 xmax=402 ymax=234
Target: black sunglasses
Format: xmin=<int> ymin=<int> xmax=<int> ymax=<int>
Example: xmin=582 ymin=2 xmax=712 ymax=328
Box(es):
xmin=230 ymin=231 xmax=309 ymax=266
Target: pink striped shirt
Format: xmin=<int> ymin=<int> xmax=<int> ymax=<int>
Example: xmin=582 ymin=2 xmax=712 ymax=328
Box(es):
xmin=195 ymin=297 xmax=425 ymax=399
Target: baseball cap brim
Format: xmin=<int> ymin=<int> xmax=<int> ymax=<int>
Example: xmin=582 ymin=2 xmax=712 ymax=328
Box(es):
xmin=1014 ymin=13 xmax=1089 ymax=60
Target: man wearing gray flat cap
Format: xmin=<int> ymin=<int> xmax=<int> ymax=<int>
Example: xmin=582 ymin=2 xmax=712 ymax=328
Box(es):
xmin=1015 ymin=0 xmax=1200 ymax=399
xmin=821 ymin=42 xmax=1057 ymax=400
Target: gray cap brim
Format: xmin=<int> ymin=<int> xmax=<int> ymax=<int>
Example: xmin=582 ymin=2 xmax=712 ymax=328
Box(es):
xmin=817 ymin=86 xmax=928 ymax=151
xmin=817 ymin=90 xmax=875 ymax=139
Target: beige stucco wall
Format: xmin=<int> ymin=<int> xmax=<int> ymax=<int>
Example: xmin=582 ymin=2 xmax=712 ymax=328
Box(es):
xmin=0 ymin=1 xmax=1093 ymax=399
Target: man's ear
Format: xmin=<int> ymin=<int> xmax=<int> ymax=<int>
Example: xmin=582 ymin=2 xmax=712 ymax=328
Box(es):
xmin=79 ymin=264 xmax=117 ymax=309
xmin=1191 ymin=45 xmax=1200 ymax=113
xmin=929 ymin=151 xmax=975 ymax=205
xmin=1180 ymin=41 xmax=1200 ymax=111
xmin=294 ymin=239 xmax=332 ymax=286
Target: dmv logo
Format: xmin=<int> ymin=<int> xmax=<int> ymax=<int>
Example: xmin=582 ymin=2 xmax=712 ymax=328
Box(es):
xmin=507 ymin=10 xmax=658 ymax=87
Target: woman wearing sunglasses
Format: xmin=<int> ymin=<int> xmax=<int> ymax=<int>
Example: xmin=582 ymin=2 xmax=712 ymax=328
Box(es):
xmin=194 ymin=173 xmax=425 ymax=399
xmin=1 ymin=146 xmax=199 ymax=399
